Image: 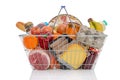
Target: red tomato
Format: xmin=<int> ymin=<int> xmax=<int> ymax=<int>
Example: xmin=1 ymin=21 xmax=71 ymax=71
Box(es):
xmin=41 ymin=26 xmax=53 ymax=33
xmin=30 ymin=26 xmax=41 ymax=35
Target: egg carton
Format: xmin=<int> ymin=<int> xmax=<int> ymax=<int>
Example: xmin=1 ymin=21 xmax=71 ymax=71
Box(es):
xmin=76 ymin=25 xmax=107 ymax=49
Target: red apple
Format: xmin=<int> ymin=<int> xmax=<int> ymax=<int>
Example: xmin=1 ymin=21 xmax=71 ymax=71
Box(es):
xmin=30 ymin=26 xmax=41 ymax=35
xmin=41 ymin=26 xmax=53 ymax=33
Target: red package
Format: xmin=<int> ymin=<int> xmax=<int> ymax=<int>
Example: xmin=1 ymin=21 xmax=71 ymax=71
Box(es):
xmin=38 ymin=32 xmax=53 ymax=50
xmin=82 ymin=47 xmax=99 ymax=69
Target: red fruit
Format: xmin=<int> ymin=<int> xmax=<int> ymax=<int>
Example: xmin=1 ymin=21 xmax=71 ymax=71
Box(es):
xmin=41 ymin=26 xmax=53 ymax=33
xmin=29 ymin=50 xmax=50 ymax=70
xmin=30 ymin=26 xmax=41 ymax=35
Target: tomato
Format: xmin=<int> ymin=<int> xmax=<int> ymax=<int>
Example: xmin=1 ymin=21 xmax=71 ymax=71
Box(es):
xmin=30 ymin=26 xmax=41 ymax=35
xmin=41 ymin=26 xmax=53 ymax=33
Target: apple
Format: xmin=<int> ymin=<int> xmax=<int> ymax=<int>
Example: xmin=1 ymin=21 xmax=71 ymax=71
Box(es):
xmin=30 ymin=26 xmax=41 ymax=35
xmin=41 ymin=26 xmax=53 ymax=33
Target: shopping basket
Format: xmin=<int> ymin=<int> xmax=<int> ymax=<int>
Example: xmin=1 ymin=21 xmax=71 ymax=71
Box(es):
xmin=19 ymin=6 xmax=107 ymax=70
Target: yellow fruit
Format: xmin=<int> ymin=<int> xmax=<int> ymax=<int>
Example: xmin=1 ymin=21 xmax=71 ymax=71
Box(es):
xmin=60 ymin=44 xmax=87 ymax=69
xmin=88 ymin=18 xmax=95 ymax=29
xmin=88 ymin=18 xmax=105 ymax=32
xmin=93 ymin=22 xmax=104 ymax=32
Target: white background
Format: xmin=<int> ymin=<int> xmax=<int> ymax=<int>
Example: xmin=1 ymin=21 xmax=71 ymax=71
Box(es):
xmin=0 ymin=0 xmax=120 ymax=80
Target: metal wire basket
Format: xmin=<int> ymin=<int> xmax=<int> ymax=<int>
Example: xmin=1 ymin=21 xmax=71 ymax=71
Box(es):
xmin=19 ymin=30 xmax=107 ymax=70
xmin=19 ymin=6 xmax=107 ymax=70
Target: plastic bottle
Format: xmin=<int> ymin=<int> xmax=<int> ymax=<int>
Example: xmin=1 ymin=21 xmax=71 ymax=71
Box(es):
xmin=99 ymin=20 xmax=108 ymax=31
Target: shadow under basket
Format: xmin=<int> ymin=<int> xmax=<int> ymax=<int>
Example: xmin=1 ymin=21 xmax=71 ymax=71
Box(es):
xmin=19 ymin=33 xmax=107 ymax=70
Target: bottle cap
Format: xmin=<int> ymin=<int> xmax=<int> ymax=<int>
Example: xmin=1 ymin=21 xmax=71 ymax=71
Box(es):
xmin=44 ymin=22 xmax=49 ymax=26
xmin=102 ymin=20 xmax=108 ymax=26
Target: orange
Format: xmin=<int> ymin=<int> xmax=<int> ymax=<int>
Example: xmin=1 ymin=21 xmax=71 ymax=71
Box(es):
xmin=53 ymin=30 xmax=61 ymax=40
xmin=23 ymin=35 xmax=38 ymax=49
xmin=53 ymin=32 xmax=61 ymax=40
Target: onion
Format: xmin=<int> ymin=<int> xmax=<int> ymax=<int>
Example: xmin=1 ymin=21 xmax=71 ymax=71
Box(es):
xmin=57 ymin=24 xmax=67 ymax=34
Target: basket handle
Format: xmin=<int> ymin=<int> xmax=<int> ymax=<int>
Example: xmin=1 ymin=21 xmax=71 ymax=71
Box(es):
xmin=53 ymin=6 xmax=77 ymax=33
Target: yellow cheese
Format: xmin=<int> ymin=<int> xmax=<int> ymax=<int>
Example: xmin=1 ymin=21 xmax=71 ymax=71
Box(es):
xmin=60 ymin=44 xmax=87 ymax=69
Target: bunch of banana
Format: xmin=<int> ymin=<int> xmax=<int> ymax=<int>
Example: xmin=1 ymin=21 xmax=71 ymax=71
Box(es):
xmin=88 ymin=18 xmax=107 ymax=32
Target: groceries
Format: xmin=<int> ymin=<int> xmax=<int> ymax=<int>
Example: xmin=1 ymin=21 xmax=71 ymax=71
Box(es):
xmin=88 ymin=18 xmax=107 ymax=32
xmin=53 ymin=30 xmax=61 ymax=40
xmin=30 ymin=26 xmax=41 ymax=35
xmin=82 ymin=47 xmax=99 ymax=69
xmin=29 ymin=49 xmax=50 ymax=70
xmin=41 ymin=26 xmax=53 ymax=33
xmin=57 ymin=23 xmax=67 ymax=34
xmin=17 ymin=12 xmax=107 ymax=70
xmin=16 ymin=22 xmax=25 ymax=31
xmin=38 ymin=32 xmax=53 ymax=50
xmin=49 ymin=54 xmax=60 ymax=69
xmin=50 ymin=36 xmax=74 ymax=55
xmin=23 ymin=35 xmax=38 ymax=49
xmin=59 ymin=44 xmax=87 ymax=69
xmin=66 ymin=22 xmax=80 ymax=39
xmin=16 ymin=21 xmax=33 ymax=33
xmin=24 ymin=22 xmax=34 ymax=33
xmin=77 ymin=25 xmax=106 ymax=49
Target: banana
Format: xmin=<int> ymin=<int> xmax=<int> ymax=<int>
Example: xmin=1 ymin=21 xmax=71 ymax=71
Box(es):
xmin=93 ymin=21 xmax=104 ymax=32
xmin=88 ymin=18 xmax=106 ymax=32
xmin=88 ymin=18 xmax=95 ymax=29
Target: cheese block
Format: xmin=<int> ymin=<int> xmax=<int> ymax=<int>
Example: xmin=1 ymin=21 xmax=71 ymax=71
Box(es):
xmin=60 ymin=44 xmax=87 ymax=69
